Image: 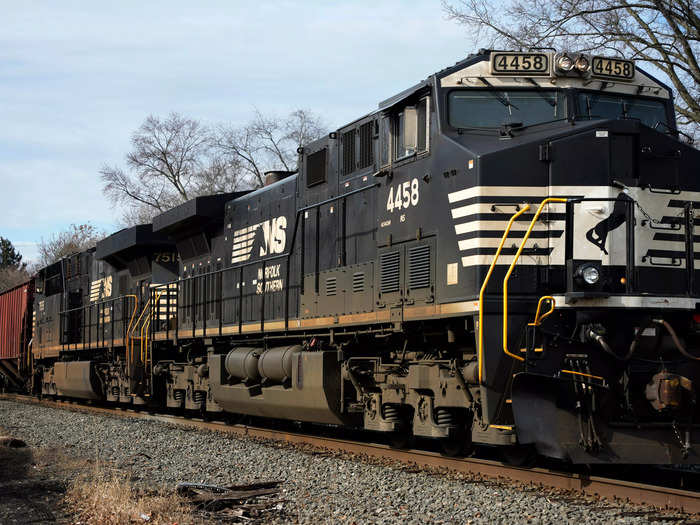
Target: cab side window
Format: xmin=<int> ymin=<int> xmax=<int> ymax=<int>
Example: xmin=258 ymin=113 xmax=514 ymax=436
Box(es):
xmin=385 ymin=96 xmax=430 ymax=163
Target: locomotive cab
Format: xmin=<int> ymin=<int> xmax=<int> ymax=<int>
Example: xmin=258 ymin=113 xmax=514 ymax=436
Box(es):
xmin=428 ymin=50 xmax=700 ymax=462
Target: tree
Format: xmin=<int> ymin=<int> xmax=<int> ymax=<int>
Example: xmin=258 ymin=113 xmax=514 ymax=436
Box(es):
xmin=0 ymin=267 xmax=29 ymax=292
xmin=0 ymin=237 xmax=24 ymax=269
xmin=37 ymin=224 xmax=105 ymax=268
xmin=443 ymin=0 xmax=700 ymax=136
xmin=101 ymin=113 xmax=217 ymax=225
xmin=102 ymin=110 xmax=327 ymax=226
xmin=213 ymin=109 xmax=327 ymax=188
xmin=0 ymin=238 xmax=29 ymax=292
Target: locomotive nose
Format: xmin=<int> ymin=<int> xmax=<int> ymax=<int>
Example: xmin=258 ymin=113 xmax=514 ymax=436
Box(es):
xmin=546 ymin=119 xmax=700 ymax=298
xmin=549 ymin=119 xmax=696 ymax=190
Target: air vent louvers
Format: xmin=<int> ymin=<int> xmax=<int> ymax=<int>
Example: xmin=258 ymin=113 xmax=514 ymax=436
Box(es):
xmin=352 ymin=272 xmax=365 ymax=293
xmin=408 ymin=245 xmax=431 ymax=290
xmin=380 ymin=251 xmax=400 ymax=294
xmin=325 ymin=277 xmax=337 ymax=296
xmin=358 ymin=122 xmax=373 ymax=169
xmin=342 ymin=130 xmax=356 ymax=176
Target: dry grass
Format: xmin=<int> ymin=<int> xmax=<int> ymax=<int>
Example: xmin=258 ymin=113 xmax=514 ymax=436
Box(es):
xmin=65 ymin=463 xmax=198 ymax=525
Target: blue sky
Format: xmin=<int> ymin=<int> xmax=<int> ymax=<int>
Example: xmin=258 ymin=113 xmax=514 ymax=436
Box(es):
xmin=0 ymin=1 xmax=473 ymax=263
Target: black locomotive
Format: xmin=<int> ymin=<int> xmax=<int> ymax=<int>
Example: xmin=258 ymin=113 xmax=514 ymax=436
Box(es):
xmin=20 ymin=50 xmax=700 ymax=464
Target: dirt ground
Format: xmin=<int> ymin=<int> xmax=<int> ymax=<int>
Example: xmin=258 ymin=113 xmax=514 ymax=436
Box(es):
xmin=0 ymin=425 xmax=238 ymax=525
xmin=0 ymin=437 xmax=84 ymax=524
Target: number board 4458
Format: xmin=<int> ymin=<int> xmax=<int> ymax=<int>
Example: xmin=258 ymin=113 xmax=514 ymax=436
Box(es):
xmin=490 ymin=52 xmax=550 ymax=76
xmin=591 ymin=56 xmax=635 ymax=81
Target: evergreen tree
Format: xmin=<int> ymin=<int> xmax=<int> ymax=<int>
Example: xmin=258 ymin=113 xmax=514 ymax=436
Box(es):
xmin=0 ymin=238 xmax=29 ymax=292
xmin=0 ymin=237 xmax=24 ymax=269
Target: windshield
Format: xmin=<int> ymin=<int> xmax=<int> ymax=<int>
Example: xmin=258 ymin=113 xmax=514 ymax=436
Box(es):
xmin=448 ymin=89 xmax=566 ymax=128
xmin=577 ymin=92 xmax=669 ymax=128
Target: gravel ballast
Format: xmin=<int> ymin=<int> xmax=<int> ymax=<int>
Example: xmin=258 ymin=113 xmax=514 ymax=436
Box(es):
xmin=0 ymin=399 xmax=688 ymax=524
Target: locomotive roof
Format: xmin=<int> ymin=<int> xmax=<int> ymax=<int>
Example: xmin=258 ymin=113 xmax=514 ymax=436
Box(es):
xmin=374 ymin=49 xmax=672 ymax=114
xmin=227 ymin=172 xmax=296 ymax=205
xmin=95 ymin=224 xmax=172 ymax=267
xmin=153 ymin=191 xmax=249 ymax=236
xmin=376 ymin=51 xmax=485 ymax=112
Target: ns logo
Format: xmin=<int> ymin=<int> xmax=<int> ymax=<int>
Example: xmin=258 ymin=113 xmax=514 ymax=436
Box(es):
xmin=231 ymin=215 xmax=288 ymax=264
xmin=259 ymin=216 xmax=287 ymax=256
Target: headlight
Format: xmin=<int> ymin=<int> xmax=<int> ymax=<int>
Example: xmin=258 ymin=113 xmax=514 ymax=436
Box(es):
xmin=556 ymin=54 xmax=574 ymax=72
xmin=575 ymin=55 xmax=590 ymax=72
xmin=581 ymin=265 xmax=600 ymax=285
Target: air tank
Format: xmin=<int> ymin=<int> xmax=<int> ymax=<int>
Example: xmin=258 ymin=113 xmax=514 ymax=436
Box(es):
xmin=257 ymin=345 xmax=303 ymax=382
xmin=224 ymin=347 xmax=261 ymax=381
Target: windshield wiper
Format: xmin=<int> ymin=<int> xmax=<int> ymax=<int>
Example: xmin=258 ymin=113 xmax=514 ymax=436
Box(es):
xmin=585 ymin=95 xmax=592 ymax=118
xmin=517 ymin=117 xmax=569 ymax=130
xmin=456 ymin=125 xmax=501 ymax=134
xmin=499 ymin=121 xmax=524 ymax=138
xmin=478 ymin=77 xmax=520 ymax=111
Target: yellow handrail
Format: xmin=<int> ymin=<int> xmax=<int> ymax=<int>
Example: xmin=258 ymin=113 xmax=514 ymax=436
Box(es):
xmin=478 ymin=205 xmax=531 ymax=383
xmin=529 ymin=295 xmax=556 ymax=326
xmin=123 ymin=295 xmax=139 ymax=370
xmin=560 ymin=369 xmax=604 ymax=381
xmin=140 ymin=291 xmax=164 ymax=365
xmin=503 ymin=198 xmax=567 ymax=362
xmin=129 ymin=297 xmax=152 ymax=366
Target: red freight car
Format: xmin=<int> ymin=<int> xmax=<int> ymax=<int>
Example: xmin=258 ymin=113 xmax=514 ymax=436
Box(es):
xmin=0 ymin=280 xmax=33 ymax=390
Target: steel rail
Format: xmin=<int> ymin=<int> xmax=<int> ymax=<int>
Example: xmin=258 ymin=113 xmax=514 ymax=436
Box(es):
xmin=1 ymin=393 xmax=698 ymax=514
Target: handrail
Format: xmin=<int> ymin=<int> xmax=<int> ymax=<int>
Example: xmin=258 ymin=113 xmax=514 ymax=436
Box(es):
xmin=560 ymin=369 xmax=604 ymax=381
xmin=149 ymin=181 xmax=382 ymax=334
xmin=123 ymin=295 xmax=139 ymax=367
xmin=60 ymin=294 xmax=127 ymax=314
xmin=58 ymin=294 xmax=137 ymax=351
xmin=129 ymin=296 xmax=152 ymax=368
xmin=478 ymin=205 xmax=530 ymax=384
xmin=503 ymin=198 xmax=567 ymax=362
xmin=529 ymin=296 xmax=556 ymax=326
xmin=141 ymin=291 xmax=164 ymax=365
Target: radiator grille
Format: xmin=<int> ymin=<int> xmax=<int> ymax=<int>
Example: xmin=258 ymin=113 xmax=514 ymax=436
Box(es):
xmin=379 ymin=251 xmax=400 ymax=294
xmin=352 ymin=272 xmax=365 ymax=293
xmin=342 ymin=130 xmax=355 ymax=175
xmin=325 ymin=277 xmax=337 ymax=296
xmin=358 ymin=122 xmax=373 ymax=169
xmin=408 ymin=245 xmax=431 ymax=290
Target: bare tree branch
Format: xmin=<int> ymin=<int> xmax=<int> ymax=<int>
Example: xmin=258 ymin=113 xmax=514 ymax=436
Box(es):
xmin=37 ymin=224 xmax=106 ymax=267
xmin=212 ymin=109 xmax=327 ymax=189
xmin=442 ymin=0 xmax=700 ymax=134
xmin=102 ymin=110 xmax=326 ymax=226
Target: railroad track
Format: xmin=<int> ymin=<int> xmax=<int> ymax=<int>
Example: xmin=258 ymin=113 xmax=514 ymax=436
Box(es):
xmin=2 ymin=392 xmax=699 ymax=514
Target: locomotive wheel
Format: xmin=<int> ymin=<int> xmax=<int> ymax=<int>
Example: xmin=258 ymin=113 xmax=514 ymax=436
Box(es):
xmin=388 ymin=430 xmax=414 ymax=450
xmin=500 ymin=444 xmax=537 ymax=467
xmin=440 ymin=432 xmax=473 ymax=457
xmin=224 ymin=413 xmax=246 ymax=425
